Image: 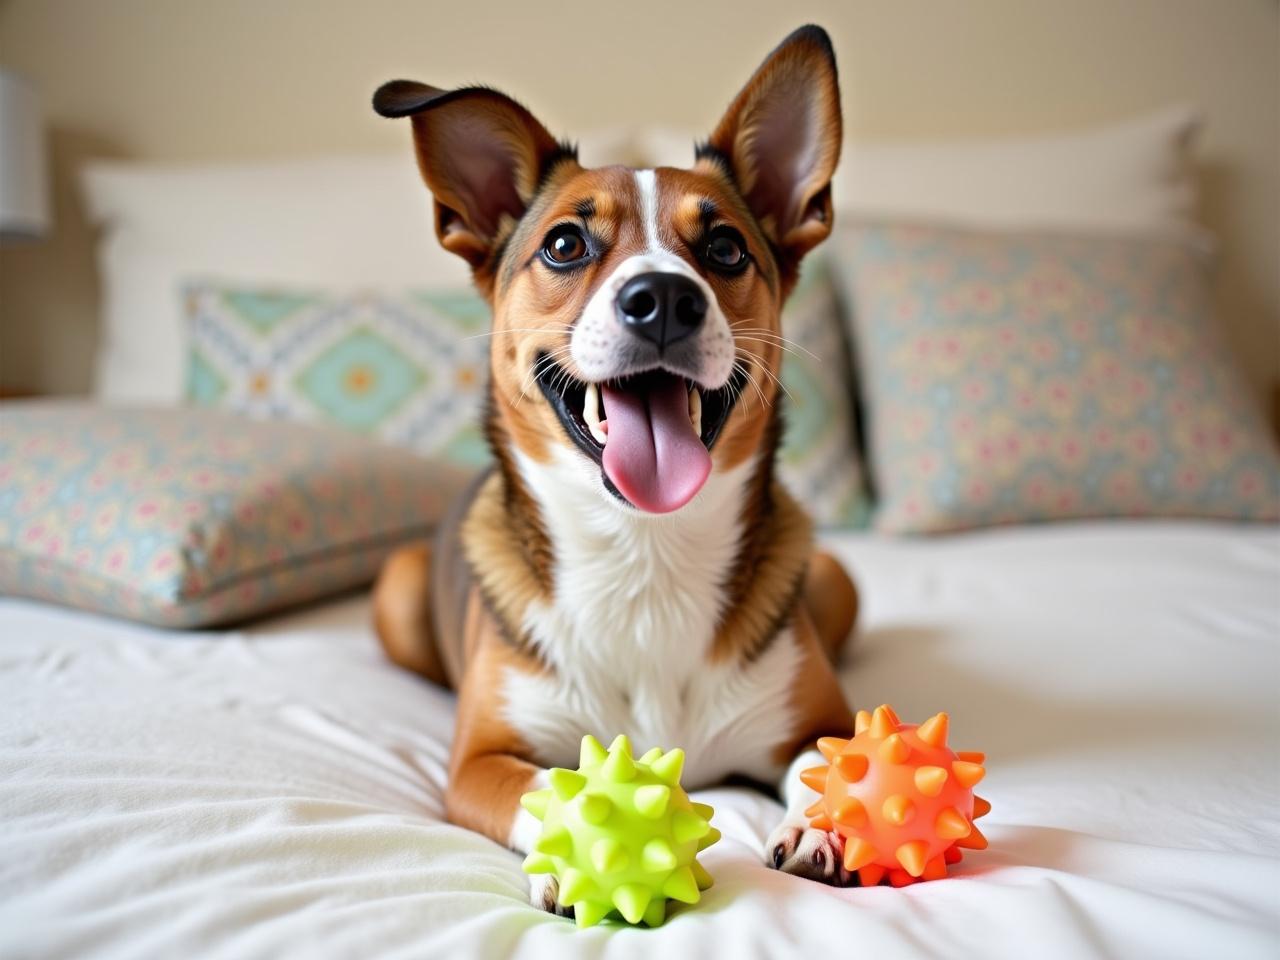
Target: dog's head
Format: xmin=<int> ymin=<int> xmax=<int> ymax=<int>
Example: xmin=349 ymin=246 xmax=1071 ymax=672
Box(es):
xmin=374 ymin=25 xmax=841 ymax=515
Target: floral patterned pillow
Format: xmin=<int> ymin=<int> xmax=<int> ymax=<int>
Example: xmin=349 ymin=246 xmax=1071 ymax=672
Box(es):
xmin=0 ymin=403 xmax=464 ymax=627
xmin=184 ymin=275 xmax=869 ymax=527
xmin=835 ymin=222 xmax=1280 ymax=533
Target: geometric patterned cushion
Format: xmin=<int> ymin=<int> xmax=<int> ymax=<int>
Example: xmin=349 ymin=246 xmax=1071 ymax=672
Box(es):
xmin=834 ymin=222 xmax=1280 ymax=533
xmin=0 ymin=402 xmax=463 ymax=628
xmin=186 ymin=278 xmax=870 ymax=528
xmin=775 ymin=259 xmax=870 ymax=528
xmin=186 ymin=287 xmax=491 ymax=467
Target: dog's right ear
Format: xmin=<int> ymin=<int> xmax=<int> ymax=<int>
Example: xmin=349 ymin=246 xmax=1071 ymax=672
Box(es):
xmin=373 ymin=81 xmax=570 ymax=271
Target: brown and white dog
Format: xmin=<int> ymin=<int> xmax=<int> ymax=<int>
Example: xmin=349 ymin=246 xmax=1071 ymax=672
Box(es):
xmin=371 ymin=24 xmax=862 ymax=911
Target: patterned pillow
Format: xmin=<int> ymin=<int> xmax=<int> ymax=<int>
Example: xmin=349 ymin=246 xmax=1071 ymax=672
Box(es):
xmin=834 ymin=222 xmax=1280 ymax=533
xmin=0 ymin=403 xmax=464 ymax=627
xmin=185 ymin=277 xmax=869 ymax=527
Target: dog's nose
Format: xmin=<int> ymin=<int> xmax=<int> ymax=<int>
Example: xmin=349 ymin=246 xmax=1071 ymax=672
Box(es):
xmin=615 ymin=272 xmax=707 ymax=351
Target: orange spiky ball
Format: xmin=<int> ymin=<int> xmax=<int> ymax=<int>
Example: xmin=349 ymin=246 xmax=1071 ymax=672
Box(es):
xmin=800 ymin=704 xmax=991 ymax=887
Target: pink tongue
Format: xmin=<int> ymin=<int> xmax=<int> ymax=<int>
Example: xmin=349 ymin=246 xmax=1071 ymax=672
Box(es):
xmin=601 ymin=375 xmax=712 ymax=514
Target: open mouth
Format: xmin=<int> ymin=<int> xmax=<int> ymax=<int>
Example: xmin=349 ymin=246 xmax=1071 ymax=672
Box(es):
xmin=536 ymin=357 xmax=747 ymax=514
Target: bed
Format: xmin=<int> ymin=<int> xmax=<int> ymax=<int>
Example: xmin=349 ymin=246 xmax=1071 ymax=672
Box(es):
xmin=3 ymin=520 xmax=1276 ymax=959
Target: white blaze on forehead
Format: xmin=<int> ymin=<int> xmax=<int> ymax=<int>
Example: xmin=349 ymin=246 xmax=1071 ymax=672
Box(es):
xmin=635 ymin=168 xmax=665 ymax=253
xmin=568 ymin=168 xmax=736 ymax=388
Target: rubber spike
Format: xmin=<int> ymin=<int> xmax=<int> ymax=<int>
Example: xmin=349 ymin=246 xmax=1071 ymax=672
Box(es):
xmin=602 ymin=746 xmax=636 ymax=783
xmin=944 ymin=846 xmax=963 ymax=865
xmin=692 ymin=802 xmax=715 ymax=820
xmin=914 ymin=765 xmax=948 ymax=797
xmin=955 ymin=823 xmax=988 ymax=850
xmin=952 ymin=760 xmax=986 ymax=788
xmin=922 ymin=855 xmax=948 ymax=881
xmin=817 ymin=736 xmax=847 ymax=761
xmin=607 ymin=733 xmax=633 ymax=757
xmin=888 ymin=868 xmax=917 ymax=887
xmin=641 ymin=837 xmax=677 ymax=872
xmin=956 ymin=750 xmax=986 ymax=764
xmin=879 ymin=733 xmax=910 ymax=764
xmin=809 ymin=813 xmax=834 ymax=831
xmin=663 ymin=865 xmax=701 ymax=904
xmin=833 ymin=797 xmax=867 ymax=829
xmin=854 ymin=710 xmax=872 ymax=736
xmin=638 ymin=746 xmax=664 ymax=765
xmin=935 ymin=807 xmax=972 ymax=840
xmin=578 ymin=792 xmax=612 ymax=825
xmin=692 ymin=860 xmax=714 ymax=890
xmin=697 ymin=826 xmax=721 ymax=851
xmin=642 ymin=898 xmax=666 ymax=927
xmin=869 ymin=705 xmax=898 ymax=739
xmin=882 ymin=794 xmax=915 ymax=826
xmin=579 ymin=734 xmax=608 ymax=767
xmin=858 ymin=864 xmax=886 ymax=886
xmin=633 ymin=784 xmax=671 ymax=819
xmin=896 ymin=840 xmax=929 ymax=877
xmin=521 ymin=852 xmax=555 ymax=874
xmin=549 ymin=768 xmax=587 ymax=801
xmin=973 ymin=796 xmax=992 ymax=819
xmin=842 ymin=837 xmax=877 ymax=872
xmin=590 ymin=837 xmax=629 ymax=875
xmin=803 ymin=799 xmax=826 ymax=818
xmin=612 ymin=883 xmax=651 ymax=924
xmin=520 ymin=789 xmax=552 ymax=820
xmin=834 ymin=753 xmax=869 ymax=782
xmin=673 ymin=809 xmax=711 ymax=844
xmin=574 ymin=900 xmax=609 ymax=928
xmin=558 ymin=867 xmax=593 ymax=906
xmin=649 ymin=748 xmax=685 ymax=786
xmin=799 ymin=765 xmax=829 ymax=792
xmin=917 ymin=712 xmax=950 ymax=748
xmin=535 ymin=826 xmax=571 ymax=858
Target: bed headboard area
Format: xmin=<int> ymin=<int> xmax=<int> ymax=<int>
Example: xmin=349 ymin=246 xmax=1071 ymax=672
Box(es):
xmin=0 ymin=0 xmax=1275 ymax=407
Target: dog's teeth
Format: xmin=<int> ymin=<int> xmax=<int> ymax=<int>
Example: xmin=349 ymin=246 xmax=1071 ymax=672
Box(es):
xmin=689 ymin=387 xmax=702 ymax=436
xmin=583 ymin=382 xmax=608 ymax=445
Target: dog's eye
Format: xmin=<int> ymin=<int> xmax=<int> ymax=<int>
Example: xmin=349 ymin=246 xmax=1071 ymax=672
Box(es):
xmin=542 ymin=226 xmax=589 ymax=266
xmin=704 ymin=228 xmax=748 ymax=273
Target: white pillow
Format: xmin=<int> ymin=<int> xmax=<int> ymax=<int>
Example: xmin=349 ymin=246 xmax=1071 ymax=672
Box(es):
xmin=83 ymin=154 xmax=467 ymax=402
xmin=637 ymin=105 xmax=1204 ymax=238
xmin=82 ymin=129 xmax=645 ymax=403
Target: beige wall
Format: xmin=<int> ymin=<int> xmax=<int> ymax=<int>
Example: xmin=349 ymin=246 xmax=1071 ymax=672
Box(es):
xmin=0 ymin=0 xmax=1276 ymax=399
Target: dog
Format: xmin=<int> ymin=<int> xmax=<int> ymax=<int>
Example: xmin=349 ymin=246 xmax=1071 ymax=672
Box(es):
xmin=370 ymin=24 xmax=862 ymax=912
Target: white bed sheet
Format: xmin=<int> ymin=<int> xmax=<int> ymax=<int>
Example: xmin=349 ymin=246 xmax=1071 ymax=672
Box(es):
xmin=2 ymin=521 xmax=1278 ymax=959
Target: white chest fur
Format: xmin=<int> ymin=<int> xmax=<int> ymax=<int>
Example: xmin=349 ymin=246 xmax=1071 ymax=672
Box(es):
xmin=506 ymin=448 xmax=800 ymax=788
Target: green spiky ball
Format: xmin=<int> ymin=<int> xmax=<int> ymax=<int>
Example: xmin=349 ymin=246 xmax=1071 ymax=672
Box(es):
xmin=521 ymin=734 xmax=719 ymax=928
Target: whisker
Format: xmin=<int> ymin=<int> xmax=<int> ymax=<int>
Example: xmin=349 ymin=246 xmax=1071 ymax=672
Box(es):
xmin=461 ymin=325 xmax=574 ymax=342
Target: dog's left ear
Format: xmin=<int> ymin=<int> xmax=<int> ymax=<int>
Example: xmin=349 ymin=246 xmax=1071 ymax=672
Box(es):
xmin=704 ymin=25 xmax=842 ymax=269
xmin=373 ymin=81 xmax=569 ymax=273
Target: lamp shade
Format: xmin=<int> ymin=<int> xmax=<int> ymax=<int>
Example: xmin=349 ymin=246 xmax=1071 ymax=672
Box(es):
xmin=0 ymin=70 xmax=51 ymax=239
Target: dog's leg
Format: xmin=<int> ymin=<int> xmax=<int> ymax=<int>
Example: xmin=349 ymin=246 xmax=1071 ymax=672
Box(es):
xmin=372 ymin=542 xmax=449 ymax=685
xmin=446 ymin=608 xmax=572 ymax=915
xmin=803 ymin=550 xmax=859 ymax=664
xmin=765 ymin=609 xmax=857 ymax=886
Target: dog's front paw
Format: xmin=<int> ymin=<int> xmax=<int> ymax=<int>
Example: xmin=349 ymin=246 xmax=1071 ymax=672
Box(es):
xmin=528 ymin=873 xmax=574 ymax=918
xmin=765 ymin=822 xmax=856 ymax=886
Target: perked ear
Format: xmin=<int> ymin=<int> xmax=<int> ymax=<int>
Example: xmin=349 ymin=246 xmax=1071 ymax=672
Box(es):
xmin=373 ymin=81 xmax=570 ymax=270
xmin=704 ymin=25 xmax=843 ymax=268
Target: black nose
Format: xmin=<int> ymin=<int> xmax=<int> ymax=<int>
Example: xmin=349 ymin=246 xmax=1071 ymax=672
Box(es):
xmin=615 ymin=272 xmax=707 ymax=351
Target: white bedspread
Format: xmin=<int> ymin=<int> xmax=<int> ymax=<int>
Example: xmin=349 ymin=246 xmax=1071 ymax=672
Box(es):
xmin=2 ymin=522 xmax=1278 ymax=959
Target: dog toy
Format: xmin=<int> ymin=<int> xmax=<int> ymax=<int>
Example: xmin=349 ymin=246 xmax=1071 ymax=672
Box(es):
xmin=800 ymin=704 xmax=990 ymax=887
xmin=521 ymin=734 xmax=719 ymax=927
